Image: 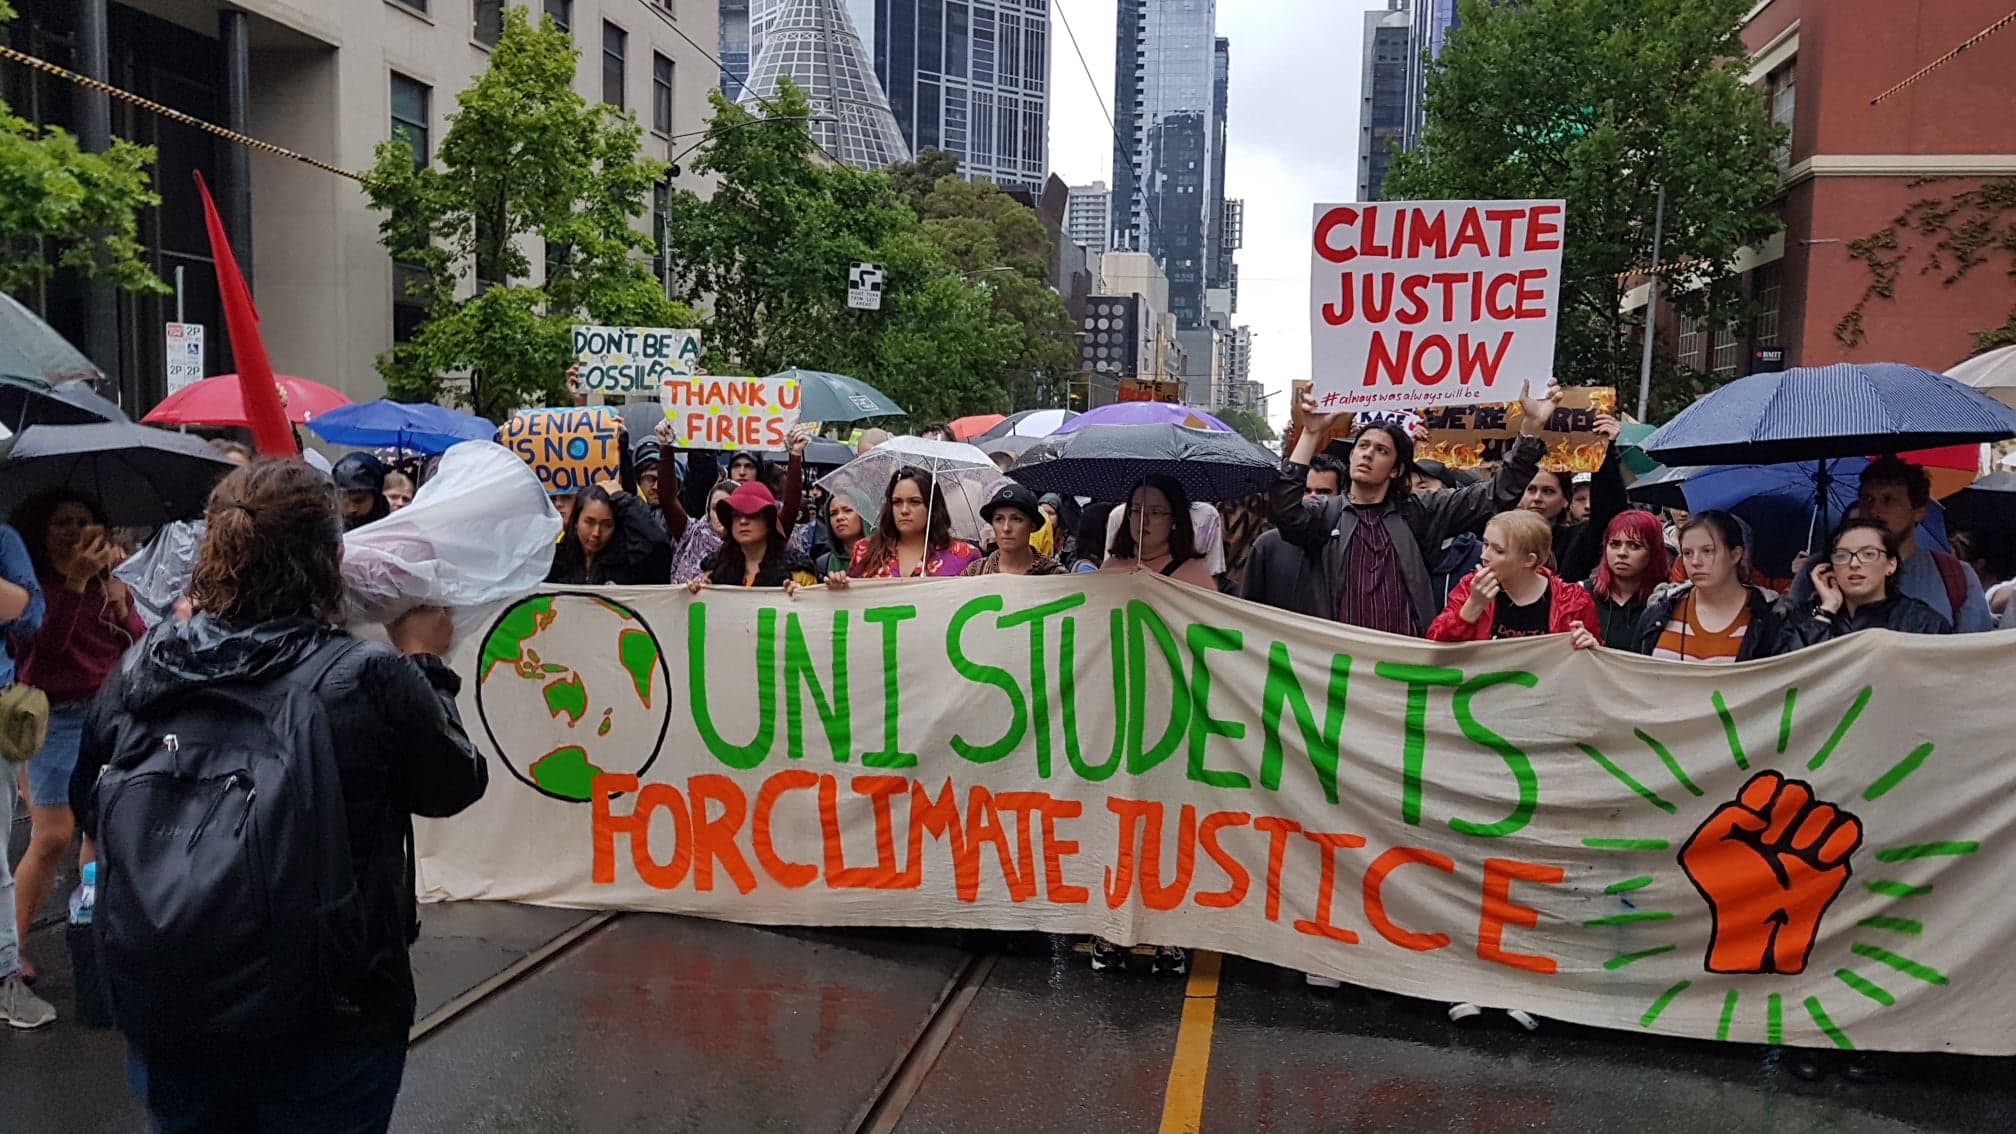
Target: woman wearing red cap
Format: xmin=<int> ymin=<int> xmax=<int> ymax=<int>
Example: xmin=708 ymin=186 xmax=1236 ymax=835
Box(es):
xmin=963 ymin=484 xmax=1066 ymax=577
xmin=685 ymin=482 xmax=817 ymax=592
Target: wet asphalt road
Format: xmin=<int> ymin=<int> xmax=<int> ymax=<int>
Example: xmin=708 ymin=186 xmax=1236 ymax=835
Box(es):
xmin=3 ymin=891 xmax=2013 ymax=1131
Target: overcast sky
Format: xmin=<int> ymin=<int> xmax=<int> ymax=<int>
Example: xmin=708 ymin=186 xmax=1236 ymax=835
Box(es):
xmin=844 ymin=1 xmax=1381 ymax=421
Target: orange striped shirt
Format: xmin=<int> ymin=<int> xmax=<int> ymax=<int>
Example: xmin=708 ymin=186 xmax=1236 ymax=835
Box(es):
xmin=1650 ymin=592 xmax=1751 ymax=664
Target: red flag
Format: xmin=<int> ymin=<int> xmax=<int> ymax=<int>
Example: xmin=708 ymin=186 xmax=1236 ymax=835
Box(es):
xmin=194 ymin=172 xmax=295 ymax=457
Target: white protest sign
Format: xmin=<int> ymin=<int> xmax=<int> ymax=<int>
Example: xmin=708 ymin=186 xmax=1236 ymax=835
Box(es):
xmin=1310 ymin=200 xmax=1564 ymax=413
xmin=571 ymin=326 xmax=700 ymax=396
xmin=165 ymin=322 xmax=204 ymax=394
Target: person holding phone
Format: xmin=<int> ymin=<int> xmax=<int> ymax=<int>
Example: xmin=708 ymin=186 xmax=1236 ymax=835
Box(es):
xmin=7 ymin=491 xmax=143 ymax=985
xmin=1776 ymin=518 xmax=1951 ymax=651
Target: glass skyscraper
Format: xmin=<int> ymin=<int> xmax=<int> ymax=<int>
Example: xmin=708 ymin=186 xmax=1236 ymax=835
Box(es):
xmin=870 ymin=1 xmax=1050 ymax=193
xmin=1112 ymin=0 xmax=1217 ymax=329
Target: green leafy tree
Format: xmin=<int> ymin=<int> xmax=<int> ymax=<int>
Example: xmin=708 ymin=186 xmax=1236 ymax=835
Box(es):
xmin=1385 ymin=0 xmax=1784 ymax=418
xmin=660 ymin=87 xmax=1021 ymax=423
xmin=888 ymin=146 xmax=962 ymax=214
xmin=0 ymin=1 xmax=164 ymax=296
xmin=1215 ymin=406 xmax=1277 ymax=445
xmin=364 ymin=7 xmax=690 ymax=419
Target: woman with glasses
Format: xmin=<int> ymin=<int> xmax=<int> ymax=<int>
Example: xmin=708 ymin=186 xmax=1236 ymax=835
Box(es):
xmin=1776 ymin=518 xmax=1950 ymax=650
xmin=1100 ymin=476 xmax=1216 ymax=589
xmin=1628 ymin=510 xmax=1786 ymax=663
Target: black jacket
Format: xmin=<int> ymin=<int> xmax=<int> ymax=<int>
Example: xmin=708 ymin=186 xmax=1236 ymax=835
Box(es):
xmin=1773 ymin=593 xmax=1953 ymax=653
xmin=75 ymin=615 xmax=487 ymax=1049
xmin=548 ymin=491 xmax=673 ymax=585
xmin=1629 ymin=582 xmax=1788 ymax=662
xmin=1553 ymin=446 xmax=1628 ymax=583
xmin=1238 ymin=529 xmax=1321 ymax=618
xmin=1269 ymin=436 xmax=1545 ymax=633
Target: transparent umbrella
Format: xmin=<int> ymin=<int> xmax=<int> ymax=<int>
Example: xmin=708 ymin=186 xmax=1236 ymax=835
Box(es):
xmin=816 ymin=436 xmax=1007 ymax=543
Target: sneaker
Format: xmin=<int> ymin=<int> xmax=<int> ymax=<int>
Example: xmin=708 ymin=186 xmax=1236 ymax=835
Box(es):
xmin=1304 ymin=972 xmax=1342 ymax=989
xmin=1151 ymin=946 xmax=1188 ymax=977
xmin=0 ymin=973 xmax=56 ymax=1030
xmin=1447 ymin=1001 xmax=1483 ymax=1024
xmin=1088 ymin=939 xmax=1123 ymax=972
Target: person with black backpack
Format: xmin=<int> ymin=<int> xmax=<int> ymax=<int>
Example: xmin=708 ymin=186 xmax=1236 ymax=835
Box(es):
xmin=72 ymin=459 xmax=487 ymax=1134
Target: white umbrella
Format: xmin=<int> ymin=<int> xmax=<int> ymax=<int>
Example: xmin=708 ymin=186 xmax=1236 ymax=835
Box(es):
xmin=1948 ymin=345 xmax=2016 ymax=409
xmin=975 ymin=408 xmax=1078 ymax=440
xmin=816 ymin=436 xmax=1007 ymax=543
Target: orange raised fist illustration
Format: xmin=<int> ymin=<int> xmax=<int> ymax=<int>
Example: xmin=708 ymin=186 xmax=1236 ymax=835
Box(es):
xmin=1680 ymin=770 xmax=1863 ymax=975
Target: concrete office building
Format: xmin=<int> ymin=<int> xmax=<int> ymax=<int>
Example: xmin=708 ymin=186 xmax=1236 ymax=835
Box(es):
xmin=870 ymin=0 xmax=1049 ymax=193
xmin=1 ymin=0 xmax=718 ymax=412
xmin=1066 ymin=182 xmax=1111 ymax=253
xmin=1358 ymin=1 xmax=1410 ymax=201
xmin=1111 ymin=0 xmax=1217 ymax=329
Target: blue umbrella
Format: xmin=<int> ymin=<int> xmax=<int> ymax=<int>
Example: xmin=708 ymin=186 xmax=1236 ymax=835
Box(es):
xmin=305 ymin=400 xmax=495 ymax=455
xmin=1643 ymin=362 xmax=2016 ymax=467
xmin=1630 ymin=460 xmax=1947 ymax=576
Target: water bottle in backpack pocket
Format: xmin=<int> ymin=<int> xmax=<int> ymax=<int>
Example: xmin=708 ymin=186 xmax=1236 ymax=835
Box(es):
xmin=87 ymin=640 xmax=366 ymax=1050
xmin=66 ymin=861 xmax=114 ymax=1027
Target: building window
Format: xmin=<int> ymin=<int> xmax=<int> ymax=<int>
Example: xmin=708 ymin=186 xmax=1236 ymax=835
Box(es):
xmin=389 ymin=0 xmax=427 ymax=14
xmin=393 ymin=262 xmax=431 ymax=344
xmin=602 ymin=22 xmax=627 ymax=109
xmin=1752 ymin=264 xmax=1782 ymax=347
xmin=652 ymin=54 xmax=674 ymax=135
xmin=474 ymin=0 xmax=503 ymax=45
xmin=1676 ymin=314 xmax=1705 ymax=371
xmin=390 ymin=73 xmax=430 ymax=168
xmin=1768 ymin=63 xmax=1795 ymax=171
xmin=544 ymin=0 xmax=571 ymax=34
xmin=1710 ymin=323 xmax=1741 ymax=378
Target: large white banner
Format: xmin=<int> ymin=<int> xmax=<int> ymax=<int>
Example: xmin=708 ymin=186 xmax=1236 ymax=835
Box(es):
xmin=1310 ymin=200 xmax=1564 ymax=412
xmin=418 ymin=574 xmax=2015 ymax=1054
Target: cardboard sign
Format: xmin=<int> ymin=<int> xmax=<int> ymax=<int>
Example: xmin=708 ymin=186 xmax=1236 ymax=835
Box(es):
xmin=572 ymin=326 xmax=700 ymax=396
xmin=500 ymin=407 xmax=623 ymax=495
xmin=1419 ymin=386 xmax=1617 ymax=473
xmin=422 ymin=575 xmax=2016 ymax=1055
xmin=1118 ymin=378 xmax=1180 ymax=403
xmin=1310 ymin=200 xmax=1565 ymax=412
xmin=659 ymin=376 xmax=802 ymax=450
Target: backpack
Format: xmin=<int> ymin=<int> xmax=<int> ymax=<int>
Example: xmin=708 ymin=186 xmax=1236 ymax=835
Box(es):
xmin=91 ymin=637 xmax=366 ymax=1050
xmin=1931 ymin=550 xmax=1969 ymax=624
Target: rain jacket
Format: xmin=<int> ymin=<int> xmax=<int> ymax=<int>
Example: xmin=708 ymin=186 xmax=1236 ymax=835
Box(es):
xmin=547 ymin=491 xmax=672 ymax=585
xmin=1268 ymin=436 xmax=1546 ymax=633
xmin=73 ymin=614 xmax=487 ymax=1049
xmin=1773 ymin=592 xmax=1952 ymax=652
xmin=1426 ymin=570 xmax=1600 ymax=642
xmin=1628 ymin=582 xmax=1788 ymax=662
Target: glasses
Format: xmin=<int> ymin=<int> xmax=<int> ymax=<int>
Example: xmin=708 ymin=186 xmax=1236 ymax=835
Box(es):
xmin=1830 ymin=548 xmax=1889 ymax=567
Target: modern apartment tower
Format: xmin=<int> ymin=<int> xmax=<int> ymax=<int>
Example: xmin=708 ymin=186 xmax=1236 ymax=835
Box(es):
xmin=871 ymin=0 xmax=1051 ymax=192
xmin=1111 ymin=0 xmax=1218 ymax=329
xmin=1066 ymin=182 xmax=1111 ymax=252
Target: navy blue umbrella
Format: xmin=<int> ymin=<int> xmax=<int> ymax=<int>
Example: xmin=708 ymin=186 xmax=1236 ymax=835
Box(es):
xmin=1642 ymin=362 xmax=2016 ymax=467
xmin=304 ymin=400 xmax=495 ymax=455
xmin=1007 ymin=424 xmax=1279 ymax=503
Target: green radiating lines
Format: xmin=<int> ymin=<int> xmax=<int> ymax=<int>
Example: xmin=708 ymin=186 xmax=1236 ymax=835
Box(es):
xmin=1711 ymin=691 xmax=1749 ymax=770
xmin=1808 ymin=685 xmax=1873 ymax=771
xmin=1835 ymin=969 xmax=1895 ymax=1007
xmin=1805 ymin=997 xmax=1854 ymax=1050
xmin=1777 ymin=687 xmax=1798 ymax=754
xmin=1852 ymin=944 xmax=1949 ymax=985
xmin=1582 ymin=837 xmax=1671 ymax=851
xmin=1604 ymin=875 xmax=1654 ymax=895
xmin=1875 ymin=841 xmax=1979 ymax=862
xmin=1633 ymin=728 xmax=1703 ymax=797
xmin=1716 ymin=989 xmax=1739 ymax=1041
xmin=1857 ymin=916 xmax=1923 ymax=935
xmin=1604 ymin=945 xmax=1677 ymax=970
xmin=1583 ymin=911 xmax=1675 ymax=928
xmin=1865 ymin=880 xmax=1934 ymax=899
xmin=1640 ymin=980 xmax=1691 ymax=1027
xmin=1863 ymin=742 xmax=1934 ymax=801
xmin=1766 ymin=993 xmax=1783 ymax=1045
xmin=1576 ymin=743 xmax=1676 ymax=814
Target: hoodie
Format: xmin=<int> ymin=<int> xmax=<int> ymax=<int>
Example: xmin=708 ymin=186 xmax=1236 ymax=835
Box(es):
xmin=73 ymin=614 xmax=487 ymax=1052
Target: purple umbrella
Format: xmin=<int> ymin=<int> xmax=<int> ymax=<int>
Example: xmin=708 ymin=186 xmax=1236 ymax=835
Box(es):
xmin=1050 ymin=402 xmax=1232 ymax=435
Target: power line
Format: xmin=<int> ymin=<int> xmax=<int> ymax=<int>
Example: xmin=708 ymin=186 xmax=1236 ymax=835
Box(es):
xmin=1870 ymin=8 xmax=2016 ymax=105
xmin=1054 ymin=0 xmax=1159 ymax=252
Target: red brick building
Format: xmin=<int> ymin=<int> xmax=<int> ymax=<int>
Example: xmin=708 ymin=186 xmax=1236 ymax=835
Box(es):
xmin=1637 ymin=0 xmax=2016 ymax=384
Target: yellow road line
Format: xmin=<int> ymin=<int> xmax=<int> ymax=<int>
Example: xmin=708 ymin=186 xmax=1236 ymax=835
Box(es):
xmin=1158 ymin=950 xmax=1224 ymax=1134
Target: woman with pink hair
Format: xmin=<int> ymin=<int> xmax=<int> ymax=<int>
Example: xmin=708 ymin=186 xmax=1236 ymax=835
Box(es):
xmin=1580 ymin=510 xmax=1671 ymax=647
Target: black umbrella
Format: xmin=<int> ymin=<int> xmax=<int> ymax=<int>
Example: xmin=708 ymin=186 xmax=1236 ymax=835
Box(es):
xmin=0 ymin=422 xmax=236 ymax=527
xmin=1626 ymin=464 xmax=1704 ymax=510
xmin=1008 ymin=423 xmax=1279 ymax=503
xmin=1944 ymin=472 xmax=2016 ymax=535
xmin=0 ymin=373 xmax=126 ymax=432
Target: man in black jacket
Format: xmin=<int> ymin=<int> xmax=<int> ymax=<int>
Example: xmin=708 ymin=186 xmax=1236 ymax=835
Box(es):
xmin=1241 ymin=456 xmax=1345 ymax=616
xmin=1270 ymin=380 xmax=1559 ymax=635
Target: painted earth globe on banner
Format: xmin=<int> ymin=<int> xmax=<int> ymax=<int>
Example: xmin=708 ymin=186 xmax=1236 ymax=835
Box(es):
xmin=475 ymin=593 xmax=672 ymax=802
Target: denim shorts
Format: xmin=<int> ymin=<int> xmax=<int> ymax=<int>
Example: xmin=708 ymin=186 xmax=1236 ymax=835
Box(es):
xmin=22 ymin=706 xmax=87 ymax=809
